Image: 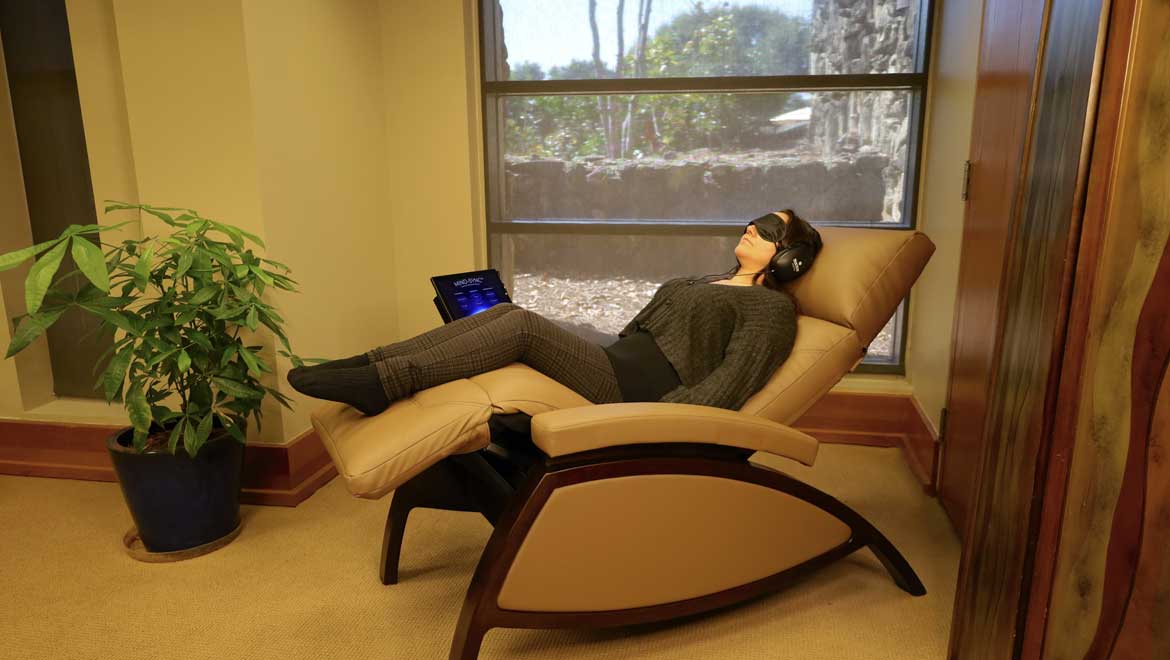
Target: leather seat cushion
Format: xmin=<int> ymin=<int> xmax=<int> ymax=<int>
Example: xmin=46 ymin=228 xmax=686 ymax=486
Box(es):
xmin=740 ymin=316 xmax=864 ymax=425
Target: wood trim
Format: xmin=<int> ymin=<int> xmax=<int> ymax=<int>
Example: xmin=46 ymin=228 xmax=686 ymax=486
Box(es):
xmin=1020 ymin=0 xmax=1138 ymax=656
xmin=0 ymin=419 xmax=335 ymax=507
xmin=794 ymin=391 xmax=940 ymax=494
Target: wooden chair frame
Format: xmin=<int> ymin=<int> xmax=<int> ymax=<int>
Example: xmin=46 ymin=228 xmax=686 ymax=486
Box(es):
xmin=380 ymin=416 xmax=925 ymax=659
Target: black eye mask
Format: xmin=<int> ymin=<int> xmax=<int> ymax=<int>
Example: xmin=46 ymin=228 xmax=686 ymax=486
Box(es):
xmin=747 ymin=213 xmax=786 ymax=245
xmin=746 ymin=212 xmax=820 ymax=282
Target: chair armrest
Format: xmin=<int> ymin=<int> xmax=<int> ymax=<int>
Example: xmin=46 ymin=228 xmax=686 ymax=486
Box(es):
xmin=530 ymin=402 xmax=818 ymax=466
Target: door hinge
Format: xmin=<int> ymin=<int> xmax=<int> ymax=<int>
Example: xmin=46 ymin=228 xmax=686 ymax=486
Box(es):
xmin=961 ymin=161 xmax=972 ymax=201
xmin=938 ymin=407 xmax=949 ymax=445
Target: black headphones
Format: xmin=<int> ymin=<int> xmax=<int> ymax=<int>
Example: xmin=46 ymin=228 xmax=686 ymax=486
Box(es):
xmin=753 ymin=211 xmax=822 ymax=283
xmin=768 ymin=237 xmax=820 ymax=282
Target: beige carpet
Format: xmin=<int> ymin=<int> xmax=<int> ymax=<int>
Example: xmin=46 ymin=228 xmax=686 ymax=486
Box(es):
xmin=0 ymin=445 xmax=959 ymax=660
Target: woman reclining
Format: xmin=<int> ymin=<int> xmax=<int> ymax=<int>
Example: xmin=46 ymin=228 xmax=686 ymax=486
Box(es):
xmin=287 ymin=210 xmax=822 ymax=416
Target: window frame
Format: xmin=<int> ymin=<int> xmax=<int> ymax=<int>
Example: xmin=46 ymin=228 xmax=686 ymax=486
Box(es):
xmin=479 ymin=0 xmax=936 ymax=374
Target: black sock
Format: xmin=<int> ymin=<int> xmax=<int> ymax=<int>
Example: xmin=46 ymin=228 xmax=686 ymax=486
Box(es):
xmin=303 ymin=353 xmax=370 ymax=371
xmin=287 ymin=364 xmax=389 ymax=416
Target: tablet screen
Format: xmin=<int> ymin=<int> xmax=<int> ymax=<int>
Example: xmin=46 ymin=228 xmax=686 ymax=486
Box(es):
xmin=430 ymin=269 xmax=511 ymax=322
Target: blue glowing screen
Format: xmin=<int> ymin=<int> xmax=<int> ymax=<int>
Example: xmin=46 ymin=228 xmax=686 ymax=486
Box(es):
xmin=431 ymin=269 xmax=510 ymax=322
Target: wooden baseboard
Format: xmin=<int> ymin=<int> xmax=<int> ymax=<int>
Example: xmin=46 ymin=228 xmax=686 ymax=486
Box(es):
xmin=0 ymin=391 xmax=939 ymax=503
xmin=0 ymin=420 xmax=335 ymax=507
xmin=794 ymin=391 xmax=940 ymax=493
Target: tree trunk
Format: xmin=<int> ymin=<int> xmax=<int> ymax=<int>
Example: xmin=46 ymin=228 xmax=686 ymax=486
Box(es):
xmin=620 ymin=0 xmax=652 ymax=157
xmin=589 ymin=0 xmax=616 ymax=158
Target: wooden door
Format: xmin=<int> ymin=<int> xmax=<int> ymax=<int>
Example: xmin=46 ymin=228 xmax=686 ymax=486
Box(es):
xmin=937 ymin=0 xmax=1047 ymax=535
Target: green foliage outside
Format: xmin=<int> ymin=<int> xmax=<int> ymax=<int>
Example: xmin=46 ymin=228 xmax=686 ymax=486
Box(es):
xmin=506 ymin=3 xmax=811 ymax=160
xmin=0 ymin=203 xmax=311 ymax=456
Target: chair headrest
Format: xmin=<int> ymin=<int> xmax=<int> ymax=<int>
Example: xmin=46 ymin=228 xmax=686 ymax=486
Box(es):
xmin=783 ymin=227 xmax=935 ymax=347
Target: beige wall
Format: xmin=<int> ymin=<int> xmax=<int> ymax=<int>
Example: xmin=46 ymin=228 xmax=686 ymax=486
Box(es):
xmin=0 ymin=0 xmax=486 ymax=441
xmin=380 ymin=0 xmax=485 ymax=338
xmin=241 ymin=0 xmax=398 ymax=436
xmin=66 ymin=0 xmax=139 ymax=230
xmin=901 ymin=0 xmax=985 ymax=432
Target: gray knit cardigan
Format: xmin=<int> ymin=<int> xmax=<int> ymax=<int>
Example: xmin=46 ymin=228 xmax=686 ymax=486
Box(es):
xmin=617 ymin=277 xmax=797 ymax=410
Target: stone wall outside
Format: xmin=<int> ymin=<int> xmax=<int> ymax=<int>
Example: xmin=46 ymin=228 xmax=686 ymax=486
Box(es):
xmin=504 ymin=151 xmax=888 ymax=222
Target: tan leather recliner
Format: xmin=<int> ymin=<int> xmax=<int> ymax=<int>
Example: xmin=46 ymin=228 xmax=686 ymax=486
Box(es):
xmin=311 ymin=227 xmax=935 ymax=659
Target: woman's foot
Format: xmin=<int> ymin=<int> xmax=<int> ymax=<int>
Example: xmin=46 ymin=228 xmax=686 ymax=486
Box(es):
xmin=287 ymin=352 xmax=371 ymax=385
xmin=291 ymin=352 xmax=370 ymax=375
xmin=286 ymin=364 xmax=389 ymax=416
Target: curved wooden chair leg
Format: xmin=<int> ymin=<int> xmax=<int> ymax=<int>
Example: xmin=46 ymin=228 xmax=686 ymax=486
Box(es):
xmin=380 ymin=493 xmax=414 ymax=585
xmin=852 ymin=515 xmax=927 ymax=596
xmin=448 ymin=617 xmax=489 ymax=660
xmin=752 ymin=463 xmax=927 ymax=596
xmin=379 ymin=457 xmax=489 ymax=585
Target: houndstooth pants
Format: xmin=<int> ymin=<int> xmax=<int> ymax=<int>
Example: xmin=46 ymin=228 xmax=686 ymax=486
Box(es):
xmin=366 ymin=303 xmax=624 ymax=405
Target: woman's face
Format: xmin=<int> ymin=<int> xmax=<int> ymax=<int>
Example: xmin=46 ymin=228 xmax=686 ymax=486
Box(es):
xmin=734 ymin=220 xmax=781 ymax=272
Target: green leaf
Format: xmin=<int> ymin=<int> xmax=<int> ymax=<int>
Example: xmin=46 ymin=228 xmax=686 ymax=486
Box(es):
xmin=173 ymin=307 xmax=198 ymax=327
xmin=146 ymin=348 xmax=178 ymax=367
xmin=132 ymin=428 xmax=148 ymax=452
xmin=191 ymin=380 xmax=213 ymax=408
xmin=182 ymin=418 xmax=198 ymax=456
xmin=197 ymin=412 xmax=213 ymax=444
xmin=186 ymin=329 xmax=213 ymax=352
xmin=245 ymin=307 xmax=258 ymax=331
xmin=99 ymin=220 xmax=135 ymax=234
xmin=0 ymin=238 xmax=61 ymax=273
xmin=167 ymin=419 xmax=185 ymax=453
xmin=249 ymin=265 xmax=274 ymax=286
xmin=224 ymin=223 xmax=264 ymax=248
xmin=126 ymin=385 xmax=151 ymax=434
xmin=102 ymin=346 xmax=134 ymax=401
xmin=133 ymin=245 xmax=154 ymax=287
xmin=70 ymin=236 xmax=111 ymax=292
xmin=151 ymin=406 xmax=179 ymax=423
xmin=214 ymin=222 xmax=245 ymax=249
xmin=220 ymin=343 xmax=238 ymax=368
xmin=80 ymin=305 xmax=137 ymax=335
xmin=175 ymin=251 xmax=193 ymax=279
xmin=5 ymin=307 xmax=66 ymax=358
xmin=239 ymin=346 xmax=265 ymax=376
xmin=186 ymin=286 xmax=218 ymax=307
xmin=103 ymin=201 xmax=141 ymax=213
xmin=140 ymin=207 xmax=174 ymax=225
xmin=63 ymin=224 xmax=94 ymax=236
xmin=266 ymin=386 xmax=294 ymax=409
xmin=24 ymin=241 xmax=69 ymax=314
xmin=217 ymin=413 xmax=247 ymax=443
xmin=177 ymin=349 xmax=191 ymax=374
xmin=212 ymin=377 xmax=264 ymax=399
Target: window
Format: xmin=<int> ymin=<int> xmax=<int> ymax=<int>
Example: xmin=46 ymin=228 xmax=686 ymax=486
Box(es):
xmin=481 ymin=0 xmax=933 ymax=370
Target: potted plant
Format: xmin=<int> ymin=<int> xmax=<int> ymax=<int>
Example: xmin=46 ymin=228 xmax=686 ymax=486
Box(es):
xmin=0 ymin=202 xmax=309 ymax=558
